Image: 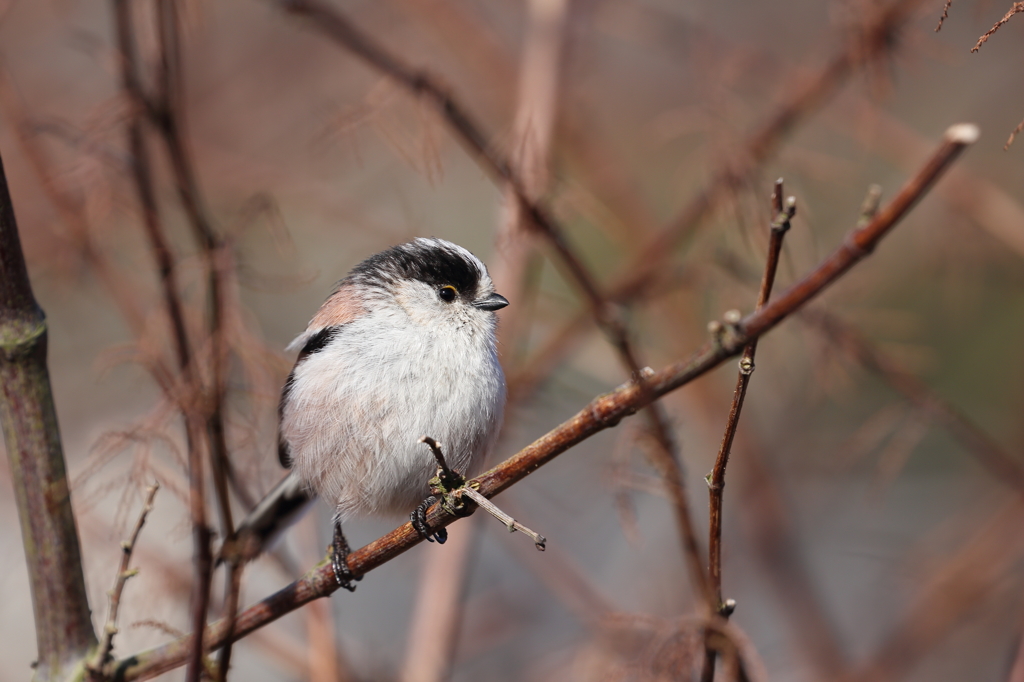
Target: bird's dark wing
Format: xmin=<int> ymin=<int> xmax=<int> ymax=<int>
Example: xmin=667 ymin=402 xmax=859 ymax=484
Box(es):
xmin=277 ymin=325 xmax=344 ymax=468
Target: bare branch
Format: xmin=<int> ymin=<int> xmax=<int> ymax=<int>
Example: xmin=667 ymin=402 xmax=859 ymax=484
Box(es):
xmin=458 ymin=485 xmax=546 ymax=549
xmin=112 ymin=0 xmax=193 ymax=376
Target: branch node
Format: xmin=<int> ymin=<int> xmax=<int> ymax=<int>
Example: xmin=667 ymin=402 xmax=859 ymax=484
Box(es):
xmin=419 ymin=437 xmax=470 ymax=518
xmin=738 ymin=357 xmax=755 ymax=376
xmin=771 ymin=197 xmax=797 ymax=234
xmin=707 ymin=319 xmax=724 ymax=346
xmin=704 ymin=471 xmax=721 ymax=491
xmin=858 ymin=184 xmax=883 ymax=226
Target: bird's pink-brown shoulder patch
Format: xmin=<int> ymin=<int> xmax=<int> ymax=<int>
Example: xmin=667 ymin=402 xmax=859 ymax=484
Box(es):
xmin=309 ymin=283 xmax=366 ymax=329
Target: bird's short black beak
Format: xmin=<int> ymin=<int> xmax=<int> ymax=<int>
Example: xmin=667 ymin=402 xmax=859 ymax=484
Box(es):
xmin=473 ymin=292 xmax=509 ymax=311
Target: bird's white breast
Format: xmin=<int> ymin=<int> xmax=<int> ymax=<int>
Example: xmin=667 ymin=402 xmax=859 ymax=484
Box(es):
xmin=280 ymin=305 xmax=505 ymax=520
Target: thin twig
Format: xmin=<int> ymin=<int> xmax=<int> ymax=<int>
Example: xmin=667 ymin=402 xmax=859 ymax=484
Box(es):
xmin=700 ymin=180 xmax=795 ymax=682
xmin=419 ymin=436 xmax=548 ymax=548
xmin=971 ymin=2 xmax=1024 ymax=51
xmin=708 ymin=181 xmax=795 ymax=608
xmin=88 ymin=482 xmax=160 ymax=674
xmin=1005 ymin=115 xmax=1024 ymax=150
xmin=935 ymin=0 xmax=953 ymax=31
xmin=458 ymin=485 xmax=547 ymax=549
xmin=419 ymin=436 xmax=458 ymax=486
xmin=713 ymin=205 xmax=1024 ymax=501
xmin=277 ymin=0 xmax=713 ymax=609
xmin=109 ymin=122 xmax=976 ymax=682
xmin=215 ymin=562 xmax=243 ymax=682
xmin=152 ymin=0 xmax=236 ymax=550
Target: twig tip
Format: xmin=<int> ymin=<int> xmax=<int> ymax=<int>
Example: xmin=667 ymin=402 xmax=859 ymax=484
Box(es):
xmin=945 ymin=123 xmax=979 ymax=145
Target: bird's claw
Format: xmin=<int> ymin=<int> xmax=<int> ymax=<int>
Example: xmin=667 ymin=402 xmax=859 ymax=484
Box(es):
xmin=411 ymin=495 xmax=448 ymax=544
xmin=331 ymin=520 xmax=362 ymax=591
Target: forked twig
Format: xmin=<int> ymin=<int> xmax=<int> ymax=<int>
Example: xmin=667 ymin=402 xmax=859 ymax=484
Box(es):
xmin=88 ymin=482 xmax=160 ymax=674
xmin=418 ymin=436 xmax=546 ymax=549
xmin=700 ymin=180 xmax=794 ymax=682
xmin=708 ymin=181 xmax=795 ymax=610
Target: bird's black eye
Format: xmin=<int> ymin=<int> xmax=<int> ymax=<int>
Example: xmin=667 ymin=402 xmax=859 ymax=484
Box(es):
xmin=438 ymin=285 xmax=457 ymax=302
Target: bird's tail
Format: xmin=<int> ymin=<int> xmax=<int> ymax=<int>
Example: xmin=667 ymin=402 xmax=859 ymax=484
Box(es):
xmin=224 ymin=471 xmax=316 ymax=563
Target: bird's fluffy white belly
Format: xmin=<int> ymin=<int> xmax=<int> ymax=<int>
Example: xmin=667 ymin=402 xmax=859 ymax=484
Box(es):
xmin=281 ymin=312 xmax=504 ymax=520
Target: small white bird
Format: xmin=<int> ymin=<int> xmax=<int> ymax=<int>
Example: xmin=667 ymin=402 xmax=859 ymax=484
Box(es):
xmin=235 ymin=238 xmax=508 ymax=590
